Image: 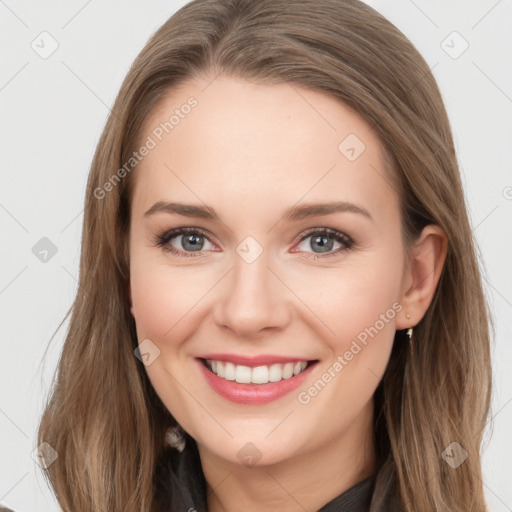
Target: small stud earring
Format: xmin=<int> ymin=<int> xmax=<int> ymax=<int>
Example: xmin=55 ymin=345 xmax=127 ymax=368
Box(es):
xmin=405 ymin=313 xmax=411 ymax=319
xmin=165 ymin=423 xmax=186 ymax=452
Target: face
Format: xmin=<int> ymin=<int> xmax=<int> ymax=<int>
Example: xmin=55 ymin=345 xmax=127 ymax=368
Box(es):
xmin=128 ymin=74 xmax=408 ymax=467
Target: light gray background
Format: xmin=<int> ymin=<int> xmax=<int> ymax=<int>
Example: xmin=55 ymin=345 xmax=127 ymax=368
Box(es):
xmin=1 ymin=1 xmax=511 ymax=510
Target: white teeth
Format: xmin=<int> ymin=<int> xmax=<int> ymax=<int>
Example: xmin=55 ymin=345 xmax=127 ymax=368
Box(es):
xmin=251 ymin=365 xmax=269 ymax=384
xmin=269 ymin=364 xmax=283 ymax=382
xmin=282 ymin=362 xmax=294 ymax=379
xmin=235 ymin=364 xmax=251 ymax=383
xmin=224 ymin=362 xmax=236 ymax=381
xmin=205 ymin=359 xmax=310 ymax=384
xmin=216 ymin=361 xmax=225 ymax=378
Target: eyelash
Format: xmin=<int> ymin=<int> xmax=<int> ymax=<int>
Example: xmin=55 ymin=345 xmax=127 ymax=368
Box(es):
xmin=153 ymin=226 xmax=356 ymax=260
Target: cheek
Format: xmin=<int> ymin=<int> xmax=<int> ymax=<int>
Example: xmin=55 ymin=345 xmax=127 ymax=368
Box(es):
xmin=292 ymin=251 xmax=403 ymax=346
xmin=130 ymin=262 xmax=200 ymax=343
xmin=301 ymin=251 xmax=404 ymax=404
xmin=129 ymin=259 xmax=209 ymax=419
xmin=295 ymin=256 xmax=402 ymax=424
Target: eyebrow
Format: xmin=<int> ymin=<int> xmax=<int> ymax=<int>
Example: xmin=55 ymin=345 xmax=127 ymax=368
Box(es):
xmin=144 ymin=200 xmax=373 ymax=222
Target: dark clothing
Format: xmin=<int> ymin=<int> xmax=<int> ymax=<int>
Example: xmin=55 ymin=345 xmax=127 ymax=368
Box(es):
xmin=154 ymin=433 xmax=401 ymax=511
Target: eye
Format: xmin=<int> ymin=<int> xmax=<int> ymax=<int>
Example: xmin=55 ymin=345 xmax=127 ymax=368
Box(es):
xmin=291 ymin=228 xmax=355 ymax=259
xmin=154 ymin=227 xmax=215 ymax=258
xmin=154 ymin=226 xmax=356 ymax=260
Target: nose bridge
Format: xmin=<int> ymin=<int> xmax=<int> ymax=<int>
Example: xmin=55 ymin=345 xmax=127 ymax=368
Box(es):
xmin=214 ymin=236 xmax=290 ymax=335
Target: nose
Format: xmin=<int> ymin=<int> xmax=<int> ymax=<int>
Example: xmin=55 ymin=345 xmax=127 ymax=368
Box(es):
xmin=213 ymin=248 xmax=292 ymax=338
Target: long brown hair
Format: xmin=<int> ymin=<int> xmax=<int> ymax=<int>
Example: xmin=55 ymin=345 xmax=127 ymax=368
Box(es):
xmin=37 ymin=0 xmax=493 ymax=510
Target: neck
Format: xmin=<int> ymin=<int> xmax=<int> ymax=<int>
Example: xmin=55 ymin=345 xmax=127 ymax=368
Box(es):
xmin=199 ymin=399 xmax=377 ymax=512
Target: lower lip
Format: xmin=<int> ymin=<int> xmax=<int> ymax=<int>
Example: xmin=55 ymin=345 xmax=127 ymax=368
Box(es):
xmin=196 ymin=358 xmax=318 ymax=405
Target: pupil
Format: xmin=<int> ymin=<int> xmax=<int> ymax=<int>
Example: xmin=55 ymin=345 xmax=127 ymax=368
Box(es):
xmin=183 ymin=234 xmax=203 ymax=251
xmin=312 ymin=235 xmax=333 ymax=253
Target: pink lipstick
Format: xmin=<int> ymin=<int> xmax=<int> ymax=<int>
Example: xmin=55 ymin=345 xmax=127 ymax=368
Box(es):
xmin=196 ymin=356 xmax=318 ymax=405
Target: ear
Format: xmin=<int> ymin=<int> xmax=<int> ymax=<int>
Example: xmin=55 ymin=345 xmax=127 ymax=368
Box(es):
xmin=395 ymin=224 xmax=448 ymax=330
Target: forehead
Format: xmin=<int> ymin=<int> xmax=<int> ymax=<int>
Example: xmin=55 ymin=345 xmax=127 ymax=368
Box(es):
xmin=131 ymin=75 xmax=399 ymax=224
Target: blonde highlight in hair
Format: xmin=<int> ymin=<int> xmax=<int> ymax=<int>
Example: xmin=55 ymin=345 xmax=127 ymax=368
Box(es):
xmin=38 ymin=1 xmax=493 ymax=510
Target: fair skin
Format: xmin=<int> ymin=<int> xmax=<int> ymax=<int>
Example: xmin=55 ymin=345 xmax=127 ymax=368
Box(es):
xmin=128 ymin=74 xmax=447 ymax=511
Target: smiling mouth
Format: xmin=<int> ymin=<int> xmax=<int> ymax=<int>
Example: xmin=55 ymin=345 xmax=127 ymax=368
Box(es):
xmin=199 ymin=357 xmax=318 ymax=385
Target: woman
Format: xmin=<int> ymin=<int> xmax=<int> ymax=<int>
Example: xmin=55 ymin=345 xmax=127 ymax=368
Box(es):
xmin=37 ymin=0 xmax=492 ymax=510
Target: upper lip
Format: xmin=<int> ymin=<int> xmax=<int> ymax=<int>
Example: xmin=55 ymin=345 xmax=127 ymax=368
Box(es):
xmin=197 ymin=353 xmax=316 ymax=367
